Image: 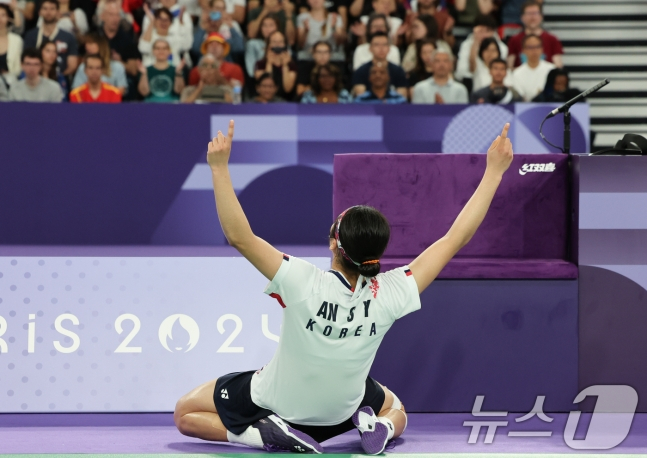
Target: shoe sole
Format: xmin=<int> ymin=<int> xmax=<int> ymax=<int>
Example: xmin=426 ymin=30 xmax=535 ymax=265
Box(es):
xmin=266 ymin=415 xmax=323 ymax=454
xmin=352 ymin=406 xmax=389 ymax=455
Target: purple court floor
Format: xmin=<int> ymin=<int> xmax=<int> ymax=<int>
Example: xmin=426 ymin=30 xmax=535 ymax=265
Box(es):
xmin=1 ymin=413 xmax=647 ymax=454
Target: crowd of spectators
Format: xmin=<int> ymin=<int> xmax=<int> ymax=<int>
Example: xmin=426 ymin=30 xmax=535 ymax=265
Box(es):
xmin=0 ymin=0 xmax=575 ymax=104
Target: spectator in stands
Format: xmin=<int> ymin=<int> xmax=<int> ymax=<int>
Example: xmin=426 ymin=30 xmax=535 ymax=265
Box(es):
xmin=400 ymin=14 xmax=451 ymax=73
xmin=3 ymin=0 xmax=23 ymax=35
xmin=455 ymin=14 xmax=507 ymax=83
xmin=470 ymin=58 xmax=521 ymax=103
xmin=0 ymin=4 xmax=23 ymax=81
xmin=412 ymin=49 xmax=468 ymax=104
xmin=296 ymin=0 xmax=345 ymax=79
xmin=532 ymin=68 xmax=579 ymax=102
xmin=39 ymin=40 xmax=68 ymax=96
xmin=141 ymin=0 xmax=193 ymax=51
xmin=98 ymin=1 xmax=136 ymax=62
xmin=301 ymin=63 xmax=351 ymax=103
xmin=352 ymin=13 xmax=400 ymax=70
xmin=181 ymin=52 xmax=233 ymax=103
xmin=254 ymin=30 xmax=297 ymax=100
xmin=9 ymin=48 xmax=63 ymax=101
xmin=188 ymin=32 xmax=244 ymax=87
xmin=410 ymin=0 xmax=454 ymax=48
xmin=72 ymin=33 xmax=127 ymax=94
xmin=294 ymin=0 xmax=348 ymax=32
xmin=137 ymin=38 xmax=185 ymax=102
xmin=407 ymin=37 xmax=435 ymax=89
xmin=454 ymin=0 xmax=495 ymax=26
xmin=296 ymin=39 xmax=330 ymax=96
xmin=250 ymin=71 xmax=285 ymax=102
xmin=245 ymin=14 xmax=279 ymax=76
xmin=471 ymin=37 xmax=512 ymax=92
xmin=69 ymin=54 xmax=122 ymax=102
xmin=192 ymin=0 xmax=244 ymax=64
xmin=354 ymin=62 xmax=406 ymax=104
xmin=139 ymin=6 xmax=193 ymax=67
xmin=500 ymin=0 xmax=536 ymax=26
xmin=247 ymin=0 xmax=296 ymax=46
xmin=512 ymin=34 xmax=554 ymax=101
xmin=352 ymin=31 xmax=407 ymax=97
xmin=24 ymin=0 xmax=79 ymax=76
xmin=356 ymin=0 xmax=401 ymax=44
xmin=36 ymin=0 xmax=89 ymax=37
xmin=223 ymin=0 xmax=246 ymax=24
xmin=507 ymin=0 xmax=563 ymax=68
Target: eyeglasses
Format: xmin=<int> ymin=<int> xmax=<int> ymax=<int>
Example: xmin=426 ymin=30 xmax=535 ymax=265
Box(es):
xmin=313 ymin=49 xmax=330 ymax=54
xmin=199 ymin=63 xmax=218 ymax=68
xmin=523 ymin=44 xmax=543 ymax=50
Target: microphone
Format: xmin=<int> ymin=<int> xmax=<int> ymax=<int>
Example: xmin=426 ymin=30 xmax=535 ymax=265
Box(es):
xmin=546 ymin=79 xmax=610 ymax=118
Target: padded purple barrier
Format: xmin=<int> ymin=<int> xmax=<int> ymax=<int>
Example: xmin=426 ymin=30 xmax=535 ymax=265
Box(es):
xmin=333 ymin=154 xmax=576 ymax=279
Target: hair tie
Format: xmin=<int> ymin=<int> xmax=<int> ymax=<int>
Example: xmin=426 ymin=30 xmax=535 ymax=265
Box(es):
xmin=361 ymin=259 xmax=380 ymax=265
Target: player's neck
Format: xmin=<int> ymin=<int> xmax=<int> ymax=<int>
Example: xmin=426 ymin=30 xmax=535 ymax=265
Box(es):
xmin=331 ymin=259 xmax=360 ymax=289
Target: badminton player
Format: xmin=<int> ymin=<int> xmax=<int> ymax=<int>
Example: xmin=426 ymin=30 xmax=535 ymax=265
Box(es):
xmin=173 ymin=120 xmax=514 ymax=454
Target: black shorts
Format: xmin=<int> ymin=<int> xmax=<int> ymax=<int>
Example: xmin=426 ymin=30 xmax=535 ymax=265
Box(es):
xmin=213 ymin=370 xmax=386 ymax=443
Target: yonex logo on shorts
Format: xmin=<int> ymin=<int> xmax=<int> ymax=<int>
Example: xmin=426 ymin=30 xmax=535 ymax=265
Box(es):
xmin=519 ymin=163 xmax=556 ymax=175
xmin=221 ymin=389 xmax=229 ymax=399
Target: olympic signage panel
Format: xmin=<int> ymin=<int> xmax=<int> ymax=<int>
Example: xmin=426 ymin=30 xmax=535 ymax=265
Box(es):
xmin=0 ymin=256 xmax=330 ymax=412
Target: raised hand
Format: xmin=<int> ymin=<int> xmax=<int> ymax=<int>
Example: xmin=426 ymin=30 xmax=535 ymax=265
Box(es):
xmin=207 ymin=120 xmax=235 ymax=169
xmin=486 ymin=123 xmax=513 ymax=175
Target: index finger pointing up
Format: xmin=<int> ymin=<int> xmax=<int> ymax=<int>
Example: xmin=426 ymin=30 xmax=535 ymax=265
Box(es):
xmin=501 ymin=123 xmax=510 ymax=139
xmin=227 ymin=119 xmax=235 ymax=142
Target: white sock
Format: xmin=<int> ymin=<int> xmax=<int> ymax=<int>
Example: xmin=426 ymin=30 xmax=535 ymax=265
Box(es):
xmin=226 ymin=426 xmax=264 ymax=449
xmin=377 ymin=417 xmax=395 ymax=441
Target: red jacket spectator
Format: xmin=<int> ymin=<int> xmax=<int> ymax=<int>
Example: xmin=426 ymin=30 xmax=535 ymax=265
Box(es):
xmin=508 ymin=30 xmax=563 ymax=68
xmin=188 ymin=32 xmax=244 ymax=86
xmin=507 ymin=1 xmax=564 ymax=68
xmin=70 ymin=82 xmax=122 ymax=102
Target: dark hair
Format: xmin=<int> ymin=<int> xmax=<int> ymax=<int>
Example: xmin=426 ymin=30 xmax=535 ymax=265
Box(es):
xmin=478 ymin=37 xmax=500 ymax=61
xmin=0 ymin=3 xmax=14 ymax=20
xmin=39 ymin=40 xmax=59 ymax=79
xmin=264 ymin=30 xmax=287 ymax=58
xmin=256 ymin=72 xmax=274 ymax=86
xmin=415 ymin=14 xmax=439 ymax=40
xmin=489 ymin=57 xmax=507 ymax=69
xmin=540 ymin=67 xmax=569 ymax=98
xmin=257 ymin=14 xmax=281 ymax=39
xmin=522 ymin=33 xmax=542 ymax=47
xmin=21 ymin=47 xmax=42 ymax=63
xmin=310 ymin=63 xmax=342 ymax=95
xmin=473 ymin=14 xmax=497 ymax=30
xmin=85 ymin=53 xmax=104 ymax=68
xmin=329 ymin=206 xmax=390 ymax=278
xmin=40 ymin=0 xmax=59 ymax=9
xmin=521 ymin=0 xmax=542 ymax=15
xmin=414 ymin=37 xmax=436 ymax=75
xmin=312 ymin=40 xmax=332 ymax=53
xmin=369 ymin=30 xmax=389 ymax=44
xmin=154 ymin=7 xmax=173 ymax=21
xmin=366 ymin=13 xmax=390 ymax=37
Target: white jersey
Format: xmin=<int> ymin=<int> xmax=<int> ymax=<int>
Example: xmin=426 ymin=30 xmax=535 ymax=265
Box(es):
xmin=250 ymin=254 xmax=421 ymax=426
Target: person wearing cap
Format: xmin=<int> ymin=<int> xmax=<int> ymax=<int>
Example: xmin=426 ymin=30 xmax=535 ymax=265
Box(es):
xmin=191 ymin=0 xmax=244 ymax=65
xmin=187 ymin=31 xmax=243 ymax=88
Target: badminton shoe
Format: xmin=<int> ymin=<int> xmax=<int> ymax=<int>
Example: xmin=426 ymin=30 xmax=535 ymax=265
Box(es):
xmin=352 ymin=406 xmax=392 ymax=455
xmin=252 ymin=414 xmax=323 ymax=454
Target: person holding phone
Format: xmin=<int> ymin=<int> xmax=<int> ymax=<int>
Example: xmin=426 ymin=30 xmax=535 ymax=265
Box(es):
xmin=253 ymin=30 xmax=296 ymax=100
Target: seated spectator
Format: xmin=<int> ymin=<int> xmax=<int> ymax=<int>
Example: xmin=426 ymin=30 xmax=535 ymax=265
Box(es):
xmin=188 ymin=32 xmax=244 ymax=87
xmin=2 ymin=0 xmax=23 ymax=35
xmin=0 ymin=4 xmax=24 ymax=81
xmin=455 ymin=14 xmax=508 ymax=83
xmin=36 ymin=0 xmax=89 ymax=37
xmin=294 ymin=0 xmax=348 ymax=31
xmin=532 ymin=68 xmax=580 ymax=102
xmin=72 ymin=32 xmax=127 ymax=94
xmin=454 ymin=0 xmax=494 ymax=26
xmin=24 ymin=0 xmax=79 ymax=77
xmin=410 ymin=0 xmax=454 ymax=48
xmin=354 ymin=63 xmax=406 ymax=104
xmin=507 ymin=1 xmax=563 ymax=68
xmin=69 ymin=54 xmax=122 ymax=102
xmin=247 ymin=0 xmax=295 ymax=45
xmin=352 ymin=13 xmax=400 ymax=70
xmin=98 ymin=1 xmax=136 ymax=63
xmin=296 ymin=40 xmax=330 ymax=96
xmin=245 ymin=14 xmax=279 ymax=76
xmin=512 ymin=34 xmax=555 ymax=101
xmin=141 ymin=0 xmax=193 ymax=51
xmin=192 ymin=0 xmax=244 ymax=64
xmin=412 ymin=49 xmax=468 ymax=104
xmin=250 ymin=72 xmax=285 ymax=102
xmin=9 ymin=48 xmax=63 ymax=101
xmin=137 ymin=38 xmax=185 ymax=102
xmin=471 ymin=58 xmax=521 ymax=104
xmin=181 ymin=53 xmax=232 ymax=103
xmin=301 ymin=63 xmax=351 ymax=103
xmin=40 ymin=40 xmax=68 ymax=96
xmin=358 ymin=0 xmax=401 ymax=44
xmin=471 ymin=37 xmax=512 ymax=92
xmin=139 ymin=6 xmax=192 ymax=67
xmin=407 ymin=38 xmax=435 ymax=89
xmin=254 ymin=30 xmax=297 ymax=100
xmin=400 ymin=14 xmax=451 ymax=73
xmin=352 ymin=31 xmax=407 ymax=97
xmin=296 ymin=0 xmax=345 ymax=75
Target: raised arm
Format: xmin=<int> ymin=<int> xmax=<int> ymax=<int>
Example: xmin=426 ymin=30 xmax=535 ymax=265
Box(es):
xmin=409 ymin=123 xmax=513 ymax=293
xmin=208 ymin=120 xmax=283 ymax=280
